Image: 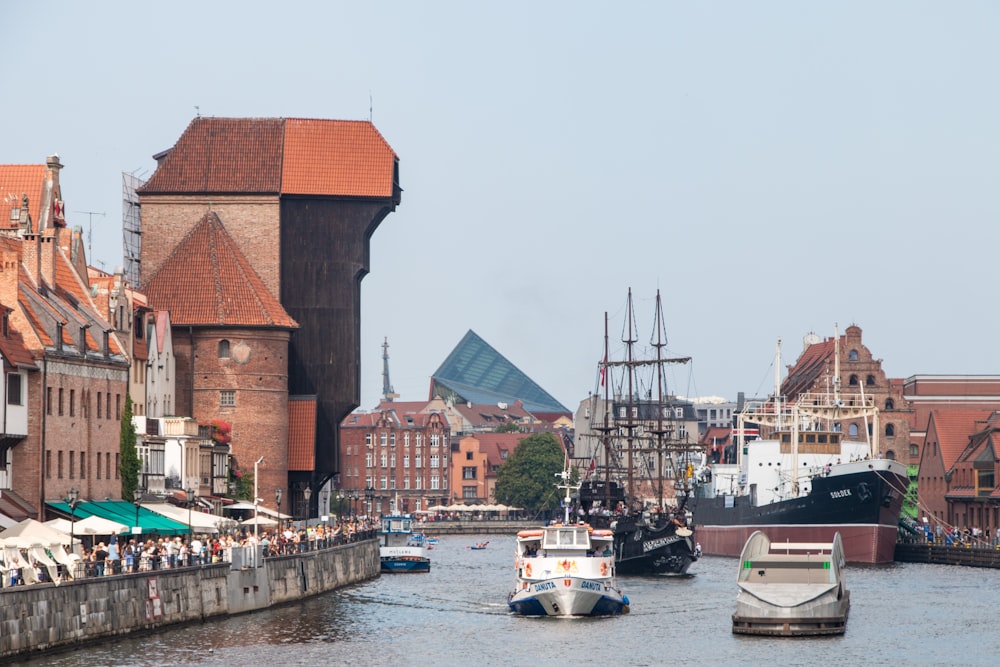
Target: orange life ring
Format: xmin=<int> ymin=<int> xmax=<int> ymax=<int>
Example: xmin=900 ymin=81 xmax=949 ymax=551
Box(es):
xmin=525 ymin=562 xmax=532 ymax=577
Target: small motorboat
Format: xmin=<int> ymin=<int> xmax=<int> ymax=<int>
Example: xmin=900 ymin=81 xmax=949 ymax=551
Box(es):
xmin=732 ymin=531 xmax=850 ymax=636
xmin=469 ymin=541 xmax=490 ymax=550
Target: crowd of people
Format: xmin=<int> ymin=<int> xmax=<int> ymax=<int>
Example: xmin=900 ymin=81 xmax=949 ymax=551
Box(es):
xmin=2 ymin=516 xmax=379 ymax=586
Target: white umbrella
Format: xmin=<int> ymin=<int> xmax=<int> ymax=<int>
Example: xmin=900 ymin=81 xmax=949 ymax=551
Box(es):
xmin=74 ymin=515 xmax=129 ymax=535
xmin=240 ymin=516 xmax=277 ymax=526
xmin=428 ymin=505 xmax=449 ymax=511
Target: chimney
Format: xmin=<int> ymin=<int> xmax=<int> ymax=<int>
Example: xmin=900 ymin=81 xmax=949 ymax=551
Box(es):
xmin=38 ymin=155 xmax=65 ymax=231
xmin=0 ymin=239 xmax=20 ymax=315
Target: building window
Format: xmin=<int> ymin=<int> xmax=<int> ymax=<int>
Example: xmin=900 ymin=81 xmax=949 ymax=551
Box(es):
xmin=69 ymin=451 xmax=75 ymax=479
xmin=430 ymin=455 xmax=439 ymax=468
xmin=96 ymin=452 xmax=101 ymax=479
xmin=220 ymin=390 xmax=235 ymax=407
xmin=415 ymin=455 xmax=422 ymax=468
xmin=45 ymin=451 xmax=51 ymax=479
xmin=849 ymin=349 xmax=859 ymax=361
xmin=57 ymin=451 xmax=64 ymax=479
xmin=380 ymin=433 xmax=387 ymax=446
xmin=380 ymin=453 xmax=387 ymax=468
xmin=430 ymin=434 xmax=439 ymax=448
xmin=366 ymin=453 xmax=373 ymax=468
xmin=886 ymin=424 xmax=895 ymax=437
xmin=80 ymin=450 xmax=86 ymax=479
xmin=46 ymin=386 xmax=52 ymax=415
xmin=69 ymin=389 xmax=75 ymax=416
xmin=431 ymin=475 xmax=440 ymax=490
xmin=866 ymin=375 xmax=876 ymax=386
xmin=365 ymin=433 xmax=372 ymax=447
xmin=463 ymin=467 xmax=477 ymax=480
xmin=403 ymin=455 xmax=410 ymax=468
xmin=849 ymin=424 xmax=859 ymax=437
xmin=885 ymin=398 xmax=895 ymax=410
xmin=58 ymin=388 xmax=64 ymax=416
xmin=909 ymin=444 xmax=919 ymax=458
xmin=97 ymin=392 xmax=102 ymax=419
xmin=849 ymin=374 xmax=859 ymax=386
xmin=218 ymin=340 xmax=230 ymax=359
xmin=390 ymin=433 xmax=396 ymax=447
xmin=6 ymin=374 xmax=22 ymax=406
xmin=116 ymin=394 xmax=121 ymax=420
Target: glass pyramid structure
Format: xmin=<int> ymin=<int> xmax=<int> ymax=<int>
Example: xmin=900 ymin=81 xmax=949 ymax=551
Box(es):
xmin=430 ymin=330 xmax=569 ymax=413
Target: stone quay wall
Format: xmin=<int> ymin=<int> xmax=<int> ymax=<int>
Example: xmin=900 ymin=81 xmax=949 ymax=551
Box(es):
xmin=0 ymin=539 xmax=379 ymax=662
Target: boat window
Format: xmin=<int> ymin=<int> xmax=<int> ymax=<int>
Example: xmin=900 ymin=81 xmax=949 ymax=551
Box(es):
xmin=818 ymin=434 xmax=828 ymax=444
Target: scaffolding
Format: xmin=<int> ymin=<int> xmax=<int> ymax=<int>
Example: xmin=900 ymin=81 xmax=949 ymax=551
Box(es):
xmin=122 ymin=171 xmax=143 ymax=286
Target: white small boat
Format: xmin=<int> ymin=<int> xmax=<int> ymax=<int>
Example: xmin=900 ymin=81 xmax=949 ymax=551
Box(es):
xmin=507 ymin=470 xmax=629 ymax=617
xmin=378 ymin=515 xmax=431 ymax=573
xmin=732 ymin=531 xmax=850 ymax=636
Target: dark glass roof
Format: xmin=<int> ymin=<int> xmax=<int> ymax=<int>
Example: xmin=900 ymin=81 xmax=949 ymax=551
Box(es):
xmin=431 ymin=330 xmax=568 ymax=413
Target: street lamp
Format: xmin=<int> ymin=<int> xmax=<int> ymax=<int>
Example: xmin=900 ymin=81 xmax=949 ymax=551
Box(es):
xmin=351 ymin=489 xmax=359 ymax=516
xmin=65 ymin=488 xmax=79 ymax=574
xmin=365 ymin=486 xmax=374 ymax=516
xmin=303 ymin=485 xmax=312 ymax=520
xmin=186 ymin=488 xmax=195 ymax=545
xmin=133 ymin=488 xmax=142 ymax=537
xmin=276 ymin=488 xmax=283 ymax=532
xmin=253 ymin=455 xmax=264 ymax=540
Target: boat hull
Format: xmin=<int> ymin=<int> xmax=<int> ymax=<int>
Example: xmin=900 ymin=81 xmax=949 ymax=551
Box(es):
xmin=691 ymin=465 xmax=907 ymax=564
xmin=588 ymin=515 xmax=699 ymax=575
xmin=508 ymin=577 xmax=629 ymax=617
xmin=380 ymin=557 xmax=431 ymax=573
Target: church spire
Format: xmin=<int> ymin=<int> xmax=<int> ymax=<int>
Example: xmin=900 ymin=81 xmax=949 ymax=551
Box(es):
xmin=382 ymin=337 xmax=399 ymax=402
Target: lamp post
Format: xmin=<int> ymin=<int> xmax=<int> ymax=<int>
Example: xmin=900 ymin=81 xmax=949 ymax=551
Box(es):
xmin=186 ymin=488 xmax=195 ymax=545
xmin=351 ymin=489 xmax=358 ymax=517
xmin=303 ymin=485 xmax=312 ymax=520
xmin=65 ymin=488 xmax=80 ymax=575
xmin=133 ymin=488 xmax=142 ymax=537
xmin=253 ymin=455 xmax=264 ymax=540
xmin=365 ymin=486 xmax=375 ymax=517
xmin=276 ymin=488 xmax=283 ymax=532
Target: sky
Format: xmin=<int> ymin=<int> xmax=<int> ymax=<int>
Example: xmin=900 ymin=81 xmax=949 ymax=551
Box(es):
xmin=6 ymin=2 xmax=1000 ymax=414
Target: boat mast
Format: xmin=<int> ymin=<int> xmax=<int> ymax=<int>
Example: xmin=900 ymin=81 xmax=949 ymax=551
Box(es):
xmin=602 ymin=311 xmax=612 ymax=509
xmin=652 ymin=290 xmax=667 ymax=507
xmin=625 ymin=288 xmax=637 ymax=510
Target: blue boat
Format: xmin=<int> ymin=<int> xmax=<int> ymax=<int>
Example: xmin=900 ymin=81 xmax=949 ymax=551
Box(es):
xmin=379 ymin=515 xmax=431 ymax=573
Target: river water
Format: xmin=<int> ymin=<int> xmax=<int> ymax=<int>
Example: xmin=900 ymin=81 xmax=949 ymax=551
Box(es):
xmin=10 ymin=534 xmax=1000 ymax=667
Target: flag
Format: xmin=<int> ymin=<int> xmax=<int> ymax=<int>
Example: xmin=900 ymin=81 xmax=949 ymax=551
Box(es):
xmin=585 ymin=458 xmax=596 ymax=480
xmin=599 ymin=355 xmax=607 ymax=386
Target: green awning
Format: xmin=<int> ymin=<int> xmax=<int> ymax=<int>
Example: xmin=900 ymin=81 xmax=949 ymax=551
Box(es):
xmin=47 ymin=499 xmax=190 ymax=536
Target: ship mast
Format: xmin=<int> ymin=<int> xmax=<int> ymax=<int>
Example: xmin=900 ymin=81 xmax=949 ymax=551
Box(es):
xmin=625 ymin=288 xmax=637 ymax=509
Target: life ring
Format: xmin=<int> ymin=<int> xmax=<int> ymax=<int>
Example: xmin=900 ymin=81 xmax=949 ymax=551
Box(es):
xmin=600 ymin=561 xmax=609 ymax=576
xmin=525 ymin=562 xmax=532 ymax=577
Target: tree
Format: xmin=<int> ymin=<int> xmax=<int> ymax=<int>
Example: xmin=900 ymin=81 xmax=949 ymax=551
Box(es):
xmin=119 ymin=394 xmax=141 ymax=500
xmin=493 ymin=432 xmax=566 ymax=513
xmin=494 ymin=421 xmax=521 ymax=433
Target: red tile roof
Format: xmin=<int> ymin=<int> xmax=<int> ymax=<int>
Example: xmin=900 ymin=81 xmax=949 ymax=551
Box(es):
xmin=138 ymin=117 xmax=397 ymax=199
xmin=782 ymin=337 xmax=836 ymax=397
xmin=0 ymin=165 xmax=45 ymax=229
xmin=288 ymin=396 xmax=317 ymax=471
xmin=282 ymin=119 xmax=397 ymax=197
xmin=930 ymin=410 xmax=993 ymax=469
xmin=143 ymin=212 xmax=298 ymax=328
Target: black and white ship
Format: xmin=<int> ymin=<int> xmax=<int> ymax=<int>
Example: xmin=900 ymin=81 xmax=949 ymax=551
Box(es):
xmin=577 ymin=289 xmax=699 ymax=576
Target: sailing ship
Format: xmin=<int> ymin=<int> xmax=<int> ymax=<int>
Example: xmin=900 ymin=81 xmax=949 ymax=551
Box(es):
xmin=508 ymin=469 xmax=630 ymax=617
xmin=577 ymin=289 xmax=700 ymax=576
xmin=688 ymin=338 xmax=909 ymax=564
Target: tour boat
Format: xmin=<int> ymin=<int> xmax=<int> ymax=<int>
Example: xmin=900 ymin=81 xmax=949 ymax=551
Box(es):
xmin=732 ymin=530 xmax=850 ymax=636
xmin=507 ymin=471 xmax=629 ymax=617
xmin=378 ymin=515 xmax=431 ymax=573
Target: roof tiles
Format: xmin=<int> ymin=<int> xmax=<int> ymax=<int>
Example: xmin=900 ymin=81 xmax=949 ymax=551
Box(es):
xmin=143 ymin=211 xmax=298 ymax=328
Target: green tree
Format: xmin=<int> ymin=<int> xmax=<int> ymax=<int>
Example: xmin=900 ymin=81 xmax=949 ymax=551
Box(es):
xmin=119 ymin=394 xmax=141 ymax=499
xmin=493 ymin=432 xmax=566 ymax=513
xmin=494 ymin=421 xmax=521 ymax=433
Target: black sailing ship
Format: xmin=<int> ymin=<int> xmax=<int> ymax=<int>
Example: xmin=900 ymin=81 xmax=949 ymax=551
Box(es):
xmin=577 ymin=289 xmax=700 ymax=576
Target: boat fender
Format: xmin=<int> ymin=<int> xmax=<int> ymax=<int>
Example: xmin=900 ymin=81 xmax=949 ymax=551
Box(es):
xmin=525 ymin=562 xmax=532 ymax=577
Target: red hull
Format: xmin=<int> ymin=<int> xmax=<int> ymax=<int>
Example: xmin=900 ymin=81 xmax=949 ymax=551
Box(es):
xmin=696 ymin=523 xmax=898 ymax=564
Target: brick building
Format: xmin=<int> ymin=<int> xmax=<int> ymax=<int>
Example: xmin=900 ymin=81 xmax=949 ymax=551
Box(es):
xmin=143 ymin=212 xmax=297 ymax=508
xmin=136 ymin=117 xmax=401 ymax=514
xmin=339 ymin=409 xmax=450 ymax=514
xmin=0 ymin=156 xmax=129 ymax=521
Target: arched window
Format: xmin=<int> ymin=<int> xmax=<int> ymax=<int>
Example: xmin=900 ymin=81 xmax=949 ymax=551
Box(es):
xmin=866 ymin=374 xmax=876 ymax=386
xmin=885 ymin=423 xmax=895 ymax=437
xmin=848 ymin=349 xmax=859 ymax=361
xmin=849 ymin=374 xmax=859 ymax=386
xmin=885 ymin=398 xmax=894 ymax=410
xmin=885 ymin=450 xmax=896 ymax=461
xmin=849 ymin=424 xmax=859 ymax=437
xmin=218 ymin=340 xmax=230 ymax=359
